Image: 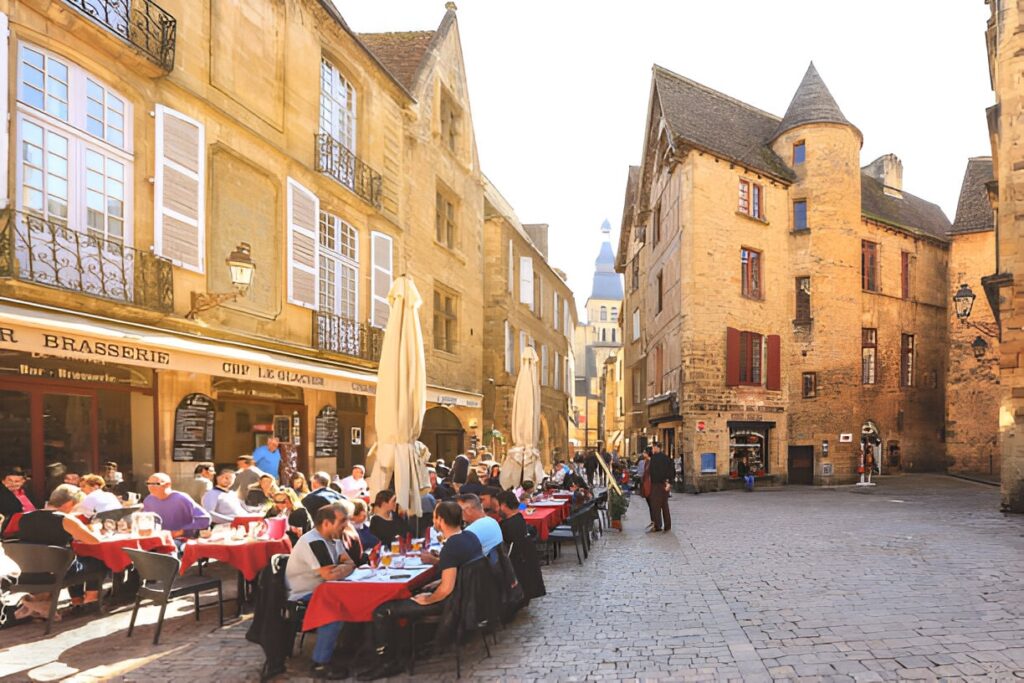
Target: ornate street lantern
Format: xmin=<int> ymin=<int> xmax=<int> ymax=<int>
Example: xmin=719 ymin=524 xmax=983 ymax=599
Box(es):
xmin=953 ymin=283 xmax=976 ymax=321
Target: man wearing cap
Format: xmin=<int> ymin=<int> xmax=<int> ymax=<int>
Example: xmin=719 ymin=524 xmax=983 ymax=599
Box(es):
xmin=142 ymin=472 xmax=211 ymax=538
xmin=338 ymin=465 xmax=369 ymax=500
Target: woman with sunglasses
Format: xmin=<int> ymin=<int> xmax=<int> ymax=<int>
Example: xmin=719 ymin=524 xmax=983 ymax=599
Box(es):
xmin=265 ymin=490 xmax=312 ymax=545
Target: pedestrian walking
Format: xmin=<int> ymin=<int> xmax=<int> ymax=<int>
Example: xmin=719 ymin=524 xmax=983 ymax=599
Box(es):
xmin=647 ymin=443 xmax=673 ymax=532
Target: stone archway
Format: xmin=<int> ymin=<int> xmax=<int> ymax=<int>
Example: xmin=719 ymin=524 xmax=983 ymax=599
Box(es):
xmin=421 ymin=406 xmax=465 ymax=463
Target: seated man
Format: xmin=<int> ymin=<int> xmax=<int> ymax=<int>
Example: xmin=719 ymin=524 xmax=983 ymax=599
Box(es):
xmin=142 ymin=472 xmax=211 ymax=539
xmin=302 ymin=471 xmax=344 ymax=518
xmin=455 ymin=493 xmax=503 ymax=555
xmin=202 ymin=467 xmax=250 ymax=524
xmin=230 ymin=455 xmax=264 ymax=501
xmin=285 ymin=503 xmax=355 ymax=680
xmin=479 ymin=486 xmax=502 ymax=519
xmin=497 ymin=490 xmax=545 ymax=601
xmin=337 ymin=465 xmax=369 ymax=500
xmin=358 ymin=501 xmax=482 ymax=681
xmin=182 ymin=462 xmax=214 ymax=504
xmin=1 ymin=466 xmax=37 ymax=535
xmin=77 ymin=474 xmax=122 ymax=518
xmin=16 ymin=484 xmax=104 ymax=615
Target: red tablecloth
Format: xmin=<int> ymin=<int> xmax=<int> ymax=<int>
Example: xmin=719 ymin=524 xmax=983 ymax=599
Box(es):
xmin=73 ymin=532 xmax=175 ymax=572
xmin=523 ymin=506 xmax=563 ymax=541
xmin=180 ymin=537 xmax=291 ymax=581
xmin=303 ymin=566 xmax=438 ymax=630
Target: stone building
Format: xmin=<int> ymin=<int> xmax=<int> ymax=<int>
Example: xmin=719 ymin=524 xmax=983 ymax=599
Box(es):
xmin=618 ymin=63 xmax=951 ymax=490
xmin=602 ymin=347 xmax=625 ymax=455
xmin=981 ymin=0 xmax=1024 ymax=512
xmin=947 ymin=158 xmax=1000 ymax=477
xmin=571 ymin=222 xmax=623 ymax=452
xmin=616 ymin=166 xmax=649 ymax=457
xmin=480 ymin=179 xmax=576 ymax=466
xmin=0 ymin=0 xmax=488 ymax=498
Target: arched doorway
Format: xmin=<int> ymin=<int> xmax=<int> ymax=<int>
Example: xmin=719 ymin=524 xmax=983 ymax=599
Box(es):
xmin=421 ymin=407 xmax=465 ymax=463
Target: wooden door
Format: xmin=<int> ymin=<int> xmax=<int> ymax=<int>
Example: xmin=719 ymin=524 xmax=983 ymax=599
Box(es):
xmin=787 ymin=446 xmax=814 ymax=485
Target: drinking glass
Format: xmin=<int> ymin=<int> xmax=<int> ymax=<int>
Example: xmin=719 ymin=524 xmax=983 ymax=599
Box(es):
xmin=390 ymin=541 xmax=401 ymax=554
xmin=381 ymin=551 xmax=393 ymax=569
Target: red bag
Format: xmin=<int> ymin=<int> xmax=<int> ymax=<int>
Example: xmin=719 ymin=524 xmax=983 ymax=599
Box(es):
xmin=857 ymin=466 xmax=865 ymax=474
xmin=641 ymin=465 xmax=652 ymax=498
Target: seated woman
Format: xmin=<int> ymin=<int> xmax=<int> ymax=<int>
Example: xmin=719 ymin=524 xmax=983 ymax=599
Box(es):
xmin=368 ymin=490 xmax=407 ymax=546
xmin=265 ymin=490 xmax=313 ymax=545
xmin=16 ymin=484 xmax=103 ymax=617
xmin=287 ymin=472 xmax=311 ymax=500
xmin=254 ymin=474 xmax=300 ymax=515
xmin=486 ymin=464 xmax=502 ymax=488
xmin=76 ymin=474 xmax=122 ymax=519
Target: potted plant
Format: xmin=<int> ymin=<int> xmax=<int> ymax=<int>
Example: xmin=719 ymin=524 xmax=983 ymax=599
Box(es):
xmin=609 ymin=489 xmax=628 ymax=530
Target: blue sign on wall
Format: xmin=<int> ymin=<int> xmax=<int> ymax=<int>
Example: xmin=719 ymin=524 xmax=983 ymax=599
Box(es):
xmin=700 ymin=452 xmax=717 ymax=473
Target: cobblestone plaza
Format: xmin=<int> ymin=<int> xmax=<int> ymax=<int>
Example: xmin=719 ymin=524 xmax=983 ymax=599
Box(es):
xmin=2 ymin=474 xmax=1023 ymax=682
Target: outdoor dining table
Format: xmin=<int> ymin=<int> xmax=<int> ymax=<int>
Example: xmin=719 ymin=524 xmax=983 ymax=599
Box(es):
xmin=73 ymin=532 xmax=176 ymax=572
xmin=303 ymin=562 xmax=438 ymax=630
xmin=180 ymin=536 xmax=292 ymax=615
xmin=523 ymin=505 xmax=564 ymax=541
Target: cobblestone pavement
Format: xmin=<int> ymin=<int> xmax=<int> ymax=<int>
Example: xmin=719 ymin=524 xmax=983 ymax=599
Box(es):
xmin=3 ymin=474 xmax=1024 ymax=682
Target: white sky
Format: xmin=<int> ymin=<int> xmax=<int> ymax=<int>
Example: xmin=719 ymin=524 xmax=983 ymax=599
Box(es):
xmin=334 ymin=0 xmax=993 ymax=318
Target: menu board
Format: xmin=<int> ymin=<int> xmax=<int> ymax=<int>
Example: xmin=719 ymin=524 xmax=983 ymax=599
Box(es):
xmin=172 ymin=393 xmax=215 ymax=462
xmin=315 ymin=406 xmax=339 ymax=460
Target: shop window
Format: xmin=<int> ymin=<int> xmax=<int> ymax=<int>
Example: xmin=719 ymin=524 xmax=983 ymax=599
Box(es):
xmin=802 ymin=372 xmax=817 ymax=398
xmin=730 ymin=428 xmax=767 ymax=475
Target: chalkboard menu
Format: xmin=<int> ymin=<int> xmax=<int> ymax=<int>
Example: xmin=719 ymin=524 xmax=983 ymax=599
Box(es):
xmin=172 ymin=393 xmax=215 ymax=462
xmin=315 ymin=406 xmax=338 ymax=460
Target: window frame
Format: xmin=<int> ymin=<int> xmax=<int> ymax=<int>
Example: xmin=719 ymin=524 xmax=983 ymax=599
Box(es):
xmin=901 ymin=251 xmax=911 ymax=300
xmin=632 ymin=308 xmax=640 ymax=341
xmin=651 ymin=203 xmax=662 ymax=245
xmin=737 ymin=331 xmax=763 ymax=386
xmin=432 ymin=286 xmax=459 ymax=354
xmin=319 ymin=57 xmax=357 ymax=153
xmin=793 ymin=141 xmax=806 ymax=165
xmin=434 ymin=188 xmax=457 ymax=249
xmin=862 ymin=240 xmax=879 ymax=292
xmin=861 ymin=328 xmax=877 ymax=385
xmin=318 ymin=210 xmax=359 ymax=321
xmin=900 ymin=333 xmax=915 ymax=387
xmin=795 ymin=276 xmax=811 ymax=323
xmin=738 ymin=178 xmax=764 ymax=219
xmin=656 ymin=271 xmax=664 ymax=313
xmin=801 ymin=371 xmax=817 ymax=398
xmin=741 ymin=247 xmax=763 ymax=300
xmin=793 ymin=199 xmax=808 ymax=231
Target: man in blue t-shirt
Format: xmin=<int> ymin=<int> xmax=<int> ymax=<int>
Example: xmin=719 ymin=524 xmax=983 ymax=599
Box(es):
xmin=357 ymin=501 xmax=482 ymax=681
xmin=251 ymin=436 xmax=281 ymax=482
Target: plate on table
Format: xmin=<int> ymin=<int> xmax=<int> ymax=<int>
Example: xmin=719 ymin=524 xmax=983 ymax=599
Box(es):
xmin=344 ymin=567 xmax=375 ymax=582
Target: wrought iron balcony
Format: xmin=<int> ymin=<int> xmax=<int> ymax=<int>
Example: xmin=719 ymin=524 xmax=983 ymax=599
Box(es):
xmin=61 ymin=0 xmax=176 ymax=72
xmin=315 ymin=133 xmax=384 ymax=209
xmin=314 ymin=310 xmax=383 ymax=362
xmin=0 ymin=211 xmax=174 ymax=313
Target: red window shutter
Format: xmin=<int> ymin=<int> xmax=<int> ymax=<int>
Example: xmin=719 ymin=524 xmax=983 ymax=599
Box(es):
xmin=726 ymin=327 xmax=740 ymax=386
xmin=766 ymin=334 xmax=781 ymax=390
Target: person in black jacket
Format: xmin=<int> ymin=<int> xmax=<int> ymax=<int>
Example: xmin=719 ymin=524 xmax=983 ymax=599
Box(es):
xmin=647 ymin=443 xmax=674 ymax=532
xmin=1 ymin=467 xmax=37 ymax=535
xmin=497 ymin=491 xmax=545 ymax=601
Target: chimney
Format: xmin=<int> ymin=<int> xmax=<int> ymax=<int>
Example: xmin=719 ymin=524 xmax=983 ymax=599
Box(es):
xmin=523 ymin=223 xmax=549 ymax=260
xmin=863 ymin=154 xmax=903 ymax=198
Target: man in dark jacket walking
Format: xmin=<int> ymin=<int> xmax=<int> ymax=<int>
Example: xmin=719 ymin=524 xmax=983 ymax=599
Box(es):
xmin=647 ymin=443 xmax=673 ymax=532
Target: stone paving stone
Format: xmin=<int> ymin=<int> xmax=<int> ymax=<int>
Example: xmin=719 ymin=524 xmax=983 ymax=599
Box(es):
xmin=1 ymin=474 xmax=1023 ymax=682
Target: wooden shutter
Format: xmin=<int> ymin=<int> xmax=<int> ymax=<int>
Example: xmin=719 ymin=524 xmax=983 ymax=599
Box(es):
xmin=155 ymin=105 xmax=205 ymax=271
xmin=726 ymin=327 xmax=740 ymax=386
xmin=519 ymin=256 xmax=533 ymax=307
xmin=286 ymin=178 xmax=319 ymax=309
xmin=766 ymin=334 xmax=781 ymax=390
xmin=371 ymin=231 xmax=393 ymax=327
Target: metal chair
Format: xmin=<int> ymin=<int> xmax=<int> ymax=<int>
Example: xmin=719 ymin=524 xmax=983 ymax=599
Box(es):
xmin=123 ymin=547 xmax=223 ymax=644
xmin=4 ymin=543 xmax=107 ymax=634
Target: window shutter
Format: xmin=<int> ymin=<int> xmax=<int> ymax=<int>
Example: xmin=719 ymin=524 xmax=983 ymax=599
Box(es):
xmin=0 ymin=12 xmax=8 ymax=207
xmin=766 ymin=334 xmax=781 ymax=390
xmin=726 ymin=327 xmax=740 ymax=386
xmin=519 ymin=256 xmax=533 ymax=307
xmin=507 ymin=240 xmax=513 ymax=294
xmin=154 ymin=105 xmax=205 ymax=271
xmin=286 ymin=178 xmax=319 ymax=309
xmin=371 ymin=231 xmax=393 ymax=327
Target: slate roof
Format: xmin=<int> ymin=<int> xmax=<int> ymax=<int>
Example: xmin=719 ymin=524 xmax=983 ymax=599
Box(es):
xmin=591 ymin=241 xmax=623 ymax=300
xmin=860 ymin=174 xmax=951 ymax=240
xmin=773 ymin=63 xmax=859 ymax=141
xmin=652 ymin=65 xmax=796 ymax=182
xmin=951 ymin=158 xmax=994 ymax=234
xmin=357 ymin=31 xmax=435 ymax=91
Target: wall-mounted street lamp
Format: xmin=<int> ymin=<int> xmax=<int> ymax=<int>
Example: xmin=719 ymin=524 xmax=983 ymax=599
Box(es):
xmin=971 ymin=335 xmax=989 ymax=360
xmin=186 ymin=243 xmax=256 ymax=320
xmin=952 ymin=283 xmax=998 ymax=343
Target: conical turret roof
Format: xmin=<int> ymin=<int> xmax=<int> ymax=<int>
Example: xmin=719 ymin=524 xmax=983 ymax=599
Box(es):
xmin=772 ymin=63 xmax=857 ymax=141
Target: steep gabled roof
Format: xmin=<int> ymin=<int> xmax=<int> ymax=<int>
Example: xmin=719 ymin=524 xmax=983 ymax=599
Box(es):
xmin=951 ymin=157 xmax=994 ymax=235
xmin=772 ymin=62 xmax=859 ymax=141
xmin=861 ymin=174 xmax=951 ymax=240
xmin=615 ymin=166 xmax=640 ymax=272
xmin=356 ymin=31 xmax=435 ymax=91
xmin=652 ymin=65 xmax=795 ymax=182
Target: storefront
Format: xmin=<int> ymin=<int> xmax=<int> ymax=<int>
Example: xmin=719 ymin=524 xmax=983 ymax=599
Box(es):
xmin=728 ymin=421 xmax=775 ymax=476
xmin=647 ymin=394 xmax=681 ymax=457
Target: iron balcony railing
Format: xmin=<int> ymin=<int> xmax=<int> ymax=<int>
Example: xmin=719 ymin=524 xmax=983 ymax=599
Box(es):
xmin=315 ymin=133 xmax=384 ymax=209
xmin=0 ymin=211 xmax=174 ymax=313
xmin=61 ymin=0 xmax=176 ymax=72
xmin=314 ymin=310 xmax=383 ymax=362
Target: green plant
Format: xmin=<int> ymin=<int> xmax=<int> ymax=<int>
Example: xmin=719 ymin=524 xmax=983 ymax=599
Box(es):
xmin=609 ymin=489 xmax=629 ymax=520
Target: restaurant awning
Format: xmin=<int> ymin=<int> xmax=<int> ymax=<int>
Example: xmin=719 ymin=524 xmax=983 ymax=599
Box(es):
xmin=0 ymin=301 xmax=481 ymax=406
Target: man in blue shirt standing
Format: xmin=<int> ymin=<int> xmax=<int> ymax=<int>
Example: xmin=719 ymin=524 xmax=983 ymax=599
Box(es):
xmin=252 ymin=436 xmax=281 ymax=482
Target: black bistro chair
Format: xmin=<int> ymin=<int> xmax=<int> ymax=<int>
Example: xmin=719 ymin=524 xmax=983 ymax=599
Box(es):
xmin=3 ymin=543 xmax=107 ymax=635
xmin=123 ymin=548 xmax=223 ymax=644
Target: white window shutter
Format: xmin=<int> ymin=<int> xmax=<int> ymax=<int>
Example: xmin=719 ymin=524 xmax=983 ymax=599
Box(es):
xmin=287 ymin=177 xmax=319 ymax=309
xmin=154 ymin=105 xmax=205 ymax=272
xmin=564 ymin=300 xmax=571 ymax=337
xmin=553 ymin=292 xmax=559 ymax=330
xmin=371 ymin=231 xmax=393 ymax=327
xmin=519 ymin=256 xmax=533 ymax=307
